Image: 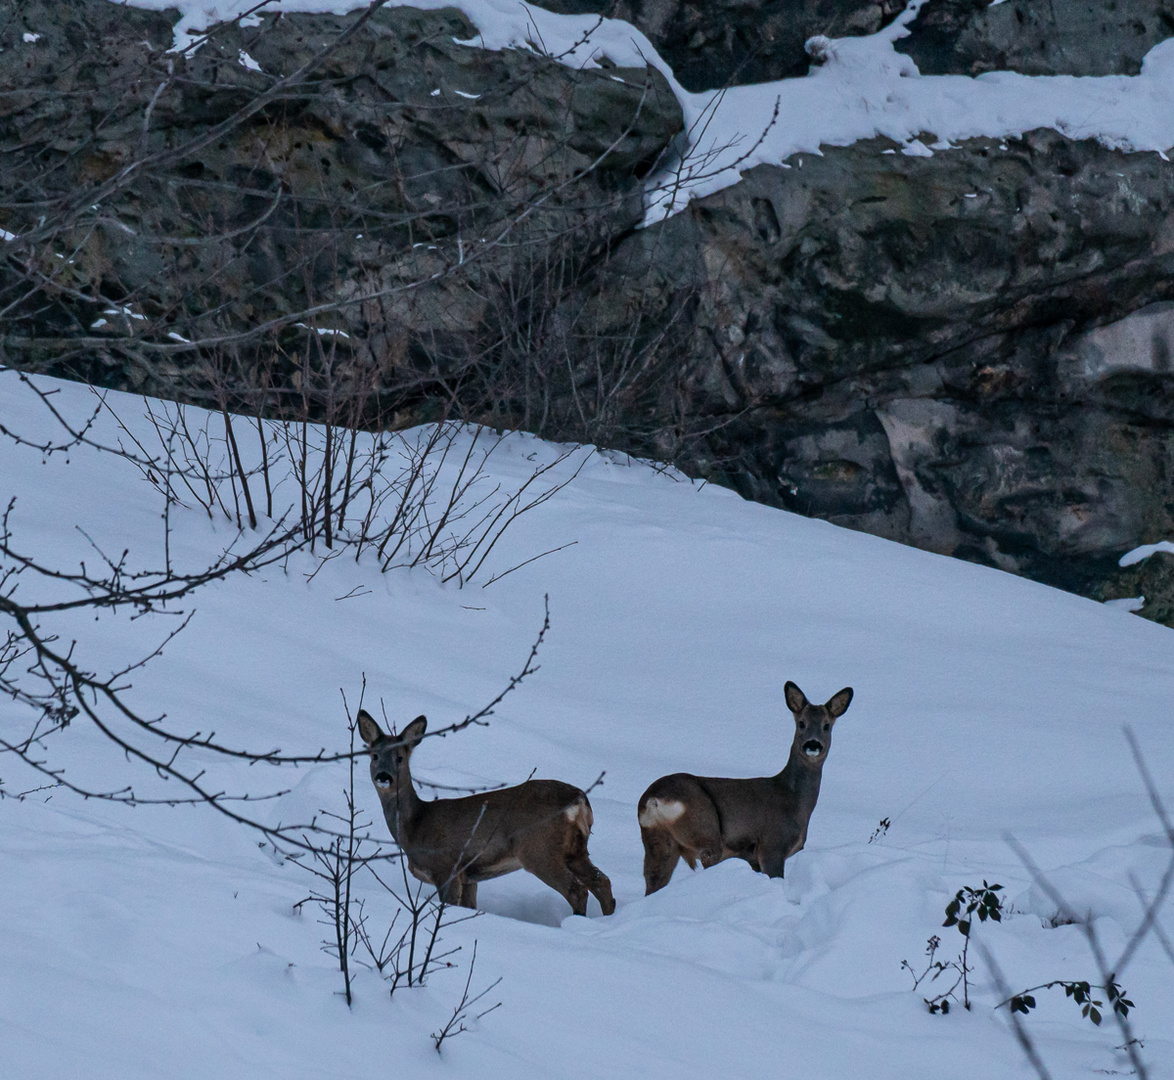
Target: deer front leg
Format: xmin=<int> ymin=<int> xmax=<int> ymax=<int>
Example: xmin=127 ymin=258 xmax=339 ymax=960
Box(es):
xmin=437 ymin=870 xmax=476 ymax=908
xmin=757 ymin=846 xmax=788 ymax=879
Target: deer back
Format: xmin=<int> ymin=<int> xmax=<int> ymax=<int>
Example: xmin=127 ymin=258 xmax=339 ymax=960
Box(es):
xmin=405 ymin=778 xmax=591 ymax=879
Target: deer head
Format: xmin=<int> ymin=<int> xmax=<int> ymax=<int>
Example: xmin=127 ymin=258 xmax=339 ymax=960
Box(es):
xmin=784 ymin=680 xmax=853 ymax=767
xmin=357 ymin=709 xmax=426 ymax=830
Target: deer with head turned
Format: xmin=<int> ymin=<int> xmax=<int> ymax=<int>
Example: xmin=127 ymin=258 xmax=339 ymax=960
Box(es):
xmin=357 ymin=710 xmax=615 ymax=916
xmin=637 ymin=681 xmax=854 ymax=895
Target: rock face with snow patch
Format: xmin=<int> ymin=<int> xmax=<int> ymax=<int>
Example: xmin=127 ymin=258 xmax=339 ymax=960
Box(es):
xmin=894 ymin=0 xmax=1174 ymax=77
xmin=0 ymin=0 xmax=682 ymax=395
xmin=578 ymin=131 xmax=1174 ymax=614
xmin=533 ymin=0 xmax=905 ymax=89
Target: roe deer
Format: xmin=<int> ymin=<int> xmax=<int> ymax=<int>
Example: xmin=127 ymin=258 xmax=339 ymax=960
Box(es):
xmin=637 ymin=681 xmax=853 ymax=895
xmin=358 ymin=710 xmax=615 ymax=916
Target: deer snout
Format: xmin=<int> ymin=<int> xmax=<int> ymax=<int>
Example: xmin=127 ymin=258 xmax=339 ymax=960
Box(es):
xmin=802 ymin=739 xmax=824 ymax=758
xmin=374 ymin=772 xmax=393 ymax=789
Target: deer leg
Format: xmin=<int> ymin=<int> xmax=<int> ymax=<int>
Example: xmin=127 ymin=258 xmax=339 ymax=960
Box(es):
xmin=757 ymin=847 xmax=787 ymax=880
xmin=641 ymin=826 xmax=681 ymax=895
xmin=567 ymin=852 xmax=616 ymax=915
xmin=515 ymin=829 xmax=593 ymax=915
xmin=525 ymin=858 xmax=590 ymax=915
xmin=639 ymin=777 xmax=723 ymax=893
xmin=697 ymin=846 xmax=724 ymax=869
xmin=437 ymin=870 xmax=476 ymax=908
xmin=664 ymin=802 xmax=723 ymax=872
xmin=562 ymin=816 xmax=616 ymax=915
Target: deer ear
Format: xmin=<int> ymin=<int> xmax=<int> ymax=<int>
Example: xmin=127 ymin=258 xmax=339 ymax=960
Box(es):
xmin=398 ymin=715 xmax=427 ymax=751
xmin=826 ymin=687 xmax=853 ymax=718
xmin=784 ymin=681 xmax=808 ymax=715
xmin=357 ymin=709 xmax=384 ymax=746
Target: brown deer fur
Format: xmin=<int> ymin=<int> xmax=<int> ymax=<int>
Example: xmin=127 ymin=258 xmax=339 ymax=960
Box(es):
xmin=637 ymin=681 xmax=853 ymax=894
xmin=358 ymin=710 xmax=615 ymax=916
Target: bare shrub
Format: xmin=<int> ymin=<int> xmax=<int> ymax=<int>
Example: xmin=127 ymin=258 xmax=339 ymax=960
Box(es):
xmin=981 ymin=731 xmax=1173 ymax=1080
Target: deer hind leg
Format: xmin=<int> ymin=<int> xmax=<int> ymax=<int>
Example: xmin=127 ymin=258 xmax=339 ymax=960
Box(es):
xmin=523 ymin=853 xmax=590 ymax=916
xmin=552 ymin=795 xmax=615 ymax=916
xmin=640 ymin=825 xmax=681 ymax=895
xmin=639 ymin=780 xmax=723 ymax=894
xmin=516 ymin=799 xmax=610 ymax=917
xmin=569 ymin=854 xmax=615 ymax=916
xmin=669 ymin=817 xmax=723 ymax=871
xmin=564 ymin=829 xmax=616 ymax=916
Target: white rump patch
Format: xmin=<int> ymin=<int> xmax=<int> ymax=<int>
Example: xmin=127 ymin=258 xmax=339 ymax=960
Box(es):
xmin=564 ymin=799 xmax=591 ymax=830
xmin=638 ymin=797 xmax=686 ymax=828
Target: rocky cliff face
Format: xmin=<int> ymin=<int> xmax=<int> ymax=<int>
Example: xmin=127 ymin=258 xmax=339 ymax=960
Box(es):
xmin=894 ymin=0 xmax=1174 ymax=77
xmin=535 ymin=0 xmax=904 ymax=89
xmin=0 ymin=0 xmax=681 ymax=417
xmin=591 ymin=132 xmax=1174 ymax=611
xmin=3 ymin=0 xmax=1174 ymax=620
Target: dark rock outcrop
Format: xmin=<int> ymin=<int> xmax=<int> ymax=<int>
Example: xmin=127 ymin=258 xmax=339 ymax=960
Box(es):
xmin=895 ymin=0 xmax=1174 ymax=77
xmin=0 ymin=0 xmax=682 ymax=402
xmin=534 ymin=0 xmax=904 ymax=90
xmin=1109 ymin=549 xmax=1174 ymax=624
xmin=581 ymin=132 xmax=1174 ymax=613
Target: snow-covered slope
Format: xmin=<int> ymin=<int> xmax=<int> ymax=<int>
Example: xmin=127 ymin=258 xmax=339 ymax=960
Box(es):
xmin=2 ymin=370 xmax=1172 ymax=1079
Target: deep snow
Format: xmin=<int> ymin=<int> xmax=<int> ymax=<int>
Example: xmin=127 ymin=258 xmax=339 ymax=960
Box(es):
xmin=1 ymin=370 xmax=1172 ymax=1079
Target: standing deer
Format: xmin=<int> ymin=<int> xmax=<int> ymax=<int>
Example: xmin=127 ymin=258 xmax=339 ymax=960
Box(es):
xmin=357 ymin=710 xmax=615 ymax=916
xmin=637 ymin=681 xmax=854 ymax=894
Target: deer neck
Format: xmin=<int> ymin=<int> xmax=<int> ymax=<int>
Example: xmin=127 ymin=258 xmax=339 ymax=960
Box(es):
xmin=386 ymin=766 xmax=424 ymax=844
xmin=776 ymin=745 xmax=824 ymax=818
